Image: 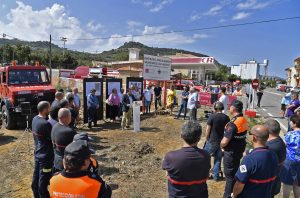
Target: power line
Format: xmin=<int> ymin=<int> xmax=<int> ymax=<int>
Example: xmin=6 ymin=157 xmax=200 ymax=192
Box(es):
xmin=58 ymin=16 xmax=300 ymax=41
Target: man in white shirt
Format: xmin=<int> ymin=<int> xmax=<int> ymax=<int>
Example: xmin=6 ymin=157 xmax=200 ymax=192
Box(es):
xmin=187 ymin=87 xmax=198 ymax=120
xmin=219 ymin=87 xmax=229 ymax=114
xmin=143 ymin=86 xmax=152 ymax=114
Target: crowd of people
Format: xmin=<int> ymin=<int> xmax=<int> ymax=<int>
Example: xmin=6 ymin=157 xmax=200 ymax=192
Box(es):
xmin=29 ymin=83 xmax=300 ymax=198
xmin=163 ymin=98 xmax=300 ymax=198
xmin=31 ymin=89 xmax=112 ymax=198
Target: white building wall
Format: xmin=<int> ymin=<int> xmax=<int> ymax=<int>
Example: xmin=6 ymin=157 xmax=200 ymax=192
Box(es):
xmin=231 ymin=61 xmax=260 ymax=79
xmin=290 ymin=67 xmax=297 ymax=87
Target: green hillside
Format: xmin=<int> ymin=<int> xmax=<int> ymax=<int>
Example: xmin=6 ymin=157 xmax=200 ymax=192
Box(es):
xmin=0 ymin=39 xmax=211 ymax=69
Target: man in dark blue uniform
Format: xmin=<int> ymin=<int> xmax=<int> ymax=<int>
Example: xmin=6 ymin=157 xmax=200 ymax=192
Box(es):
xmin=233 ymin=125 xmax=279 ymax=198
xmin=31 ymin=101 xmax=53 ymax=198
xmin=221 ymin=100 xmax=248 ymax=198
xmin=162 ymin=121 xmax=210 ymax=198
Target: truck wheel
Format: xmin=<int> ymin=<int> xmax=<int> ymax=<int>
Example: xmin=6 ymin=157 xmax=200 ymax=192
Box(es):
xmin=1 ymin=105 xmax=15 ymax=130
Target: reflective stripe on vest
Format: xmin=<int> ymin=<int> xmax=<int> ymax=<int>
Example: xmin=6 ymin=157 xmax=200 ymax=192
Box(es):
xmin=167 ymin=176 xmax=208 ymax=186
xmin=249 ymin=176 xmax=277 ymax=184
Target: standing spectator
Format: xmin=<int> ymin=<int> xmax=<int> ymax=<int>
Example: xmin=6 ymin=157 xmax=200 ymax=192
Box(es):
xmin=51 ymin=108 xmax=77 ymax=173
xmin=66 ymin=95 xmax=78 ymax=129
xmin=72 ymin=88 xmax=81 ymax=121
xmin=162 ymin=121 xmax=210 ymax=198
xmin=256 ymin=86 xmax=264 ymax=107
xmin=175 ymin=86 xmax=189 ymax=120
xmin=286 ymin=92 xmax=300 ymax=131
xmin=118 ymin=88 xmax=125 ymax=118
xmin=49 ymin=140 xmax=112 ymax=198
xmin=131 ymin=85 xmax=141 ymax=101
xmin=233 ymin=125 xmax=278 ymax=198
xmin=143 ymin=86 xmax=152 ymax=114
xmin=87 ymin=89 xmax=99 ymax=128
xmin=220 ymin=100 xmax=248 ymax=198
xmin=187 ymin=87 xmax=198 ymax=121
xmin=281 ymin=114 xmax=300 ymax=198
xmin=108 ymin=88 xmax=120 ymax=122
xmin=167 ymin=86 xmax=176 ymax=116
xmin=121 ymin=89 xmax=132 ymax=130
xmin=48 ymin=105 xmax=60 ymax=127
xmin=281 ymin=91 xmax=292 ymax=118
xmin=204 ymin=102 xmax=230 ymax=181
xmin=232 ymin=87 xmax=242 ymax=97
xmin=31 ymin=101 xmax=53 ymax=198
xmin=154 ymin=83 xmax=162 ymax=110
xmin=51 ymin=91 xmax=64 ymax=109
xmin=219 ymin=86 xmax=229 ymax=114
xmin=264 ymin=119 xmax=286 ymax=197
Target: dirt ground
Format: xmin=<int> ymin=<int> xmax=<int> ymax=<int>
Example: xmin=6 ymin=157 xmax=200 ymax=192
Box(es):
xmin=0 ymin=110 xmax=226 ymax=198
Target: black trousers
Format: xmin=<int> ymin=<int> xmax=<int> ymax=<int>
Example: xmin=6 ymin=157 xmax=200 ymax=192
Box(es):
xmin=31 ymin=159 xmax=52 ymax=198
xmin=110 ymin=105 xmax=119 ymax=120
xmin=257 ymin=93 xmax=263 ymax=107
xmin=155 ymin=96 xmax=162 ymax=110
xmin=223 ymin=150 xmax=244 ymax=198
xmin=88 ymin=106 xmax=97 ymax=123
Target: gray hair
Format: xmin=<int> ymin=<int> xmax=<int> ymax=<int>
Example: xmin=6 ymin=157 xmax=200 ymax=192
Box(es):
xmin=181 ymin=121 xmax=202 ymax=144
xmin=55 ymin=91 xmax=64 ymax=99
xmin=214 ymin=101 xmax=224 ymax=111
xmin=58 ymin=108 xmax=71 ymax=119
xmin=37 ymin=101 xmax=50 ymax=113
xmin=264 ymin=119 xmax=281 ymax=135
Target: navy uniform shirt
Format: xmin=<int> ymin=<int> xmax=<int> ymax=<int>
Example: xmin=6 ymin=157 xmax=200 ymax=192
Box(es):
xmin=223 ymin=114 xmax=248 ymax=152
xmin=162 ymin=147 xmax=211 ymax=198
xmin=32 ymin=115 xmax=54 ymax=161
xmin=51 ymin=123 xmax=77 ymax=170
xmin=235 ymin=147 xmax=279 ymax=198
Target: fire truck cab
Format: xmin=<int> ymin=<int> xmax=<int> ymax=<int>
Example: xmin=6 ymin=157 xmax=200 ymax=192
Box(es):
xmin=0 ymin=64 xmax=56 ymax=129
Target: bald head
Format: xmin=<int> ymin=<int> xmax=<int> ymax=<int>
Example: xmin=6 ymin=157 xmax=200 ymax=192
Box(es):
xmin=251 ymin=125 xmax=269 ymax=143
xmin=58 ymin=108 xmax=71 ymax=126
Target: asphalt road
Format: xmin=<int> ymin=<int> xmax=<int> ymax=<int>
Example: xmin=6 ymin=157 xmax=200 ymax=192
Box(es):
xmin=256 ymin=88 xmax=288 ymax=132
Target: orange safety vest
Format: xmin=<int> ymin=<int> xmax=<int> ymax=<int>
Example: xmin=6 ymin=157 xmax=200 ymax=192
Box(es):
xmin=50 ymin=171 xmax=102 ymax=198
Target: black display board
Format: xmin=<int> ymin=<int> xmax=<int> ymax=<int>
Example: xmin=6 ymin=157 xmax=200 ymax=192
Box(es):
xmin=126 ymin=77 xmax=144 ymax=101
xmin=83 ymin=78 xmax=103 ymax=123
xmin=106 ymin=78 xmax=122 ymax=119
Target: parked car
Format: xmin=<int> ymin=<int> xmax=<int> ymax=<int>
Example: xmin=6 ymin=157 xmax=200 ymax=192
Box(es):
xmin=176 ymin=80 xmax=203 ymax=91
xmin=276 ymin=84 xmax=285 ymax=91
xmin=278 ymin=85 xmax=286 ymax=92
xmin=293 ymin=87 xmax=300 ymax=93
xmin=284 ymin=86 xmax=293 ymax=92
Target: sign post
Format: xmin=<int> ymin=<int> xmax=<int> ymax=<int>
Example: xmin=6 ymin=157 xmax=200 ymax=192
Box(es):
xmin=133 ymin=101 xmax=143 ymax=132
xmin=143 ymin=54 xmax=171 ymax=108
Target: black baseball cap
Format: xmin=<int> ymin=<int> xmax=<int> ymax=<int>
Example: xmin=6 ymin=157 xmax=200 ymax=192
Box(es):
xmin=73 ymin=132 xmax=94 ymax=142
xmin=231 ymin=100 xmax=243 ymax=112
xmin=73 ymin=133 xmax=95 ymax=154
xmin=64 ymin=140 xmax=92 ymax=160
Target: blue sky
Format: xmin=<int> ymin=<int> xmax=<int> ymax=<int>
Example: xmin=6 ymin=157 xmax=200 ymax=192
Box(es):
xmin=0 ymin=0 xmax=299 ymax=77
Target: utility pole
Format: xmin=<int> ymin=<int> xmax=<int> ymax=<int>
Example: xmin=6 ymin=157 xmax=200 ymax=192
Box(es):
xmin=60 ymin=37 xmax=67 ymax=57
xmin=49 ymin=34 xmax=52 ymax=82
xmin=2 ymin=33 xmax=6 ymax=66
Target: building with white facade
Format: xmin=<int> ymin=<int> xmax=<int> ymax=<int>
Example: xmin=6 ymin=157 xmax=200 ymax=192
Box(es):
xmin=231 ymin=59 xmax=268 ymax=80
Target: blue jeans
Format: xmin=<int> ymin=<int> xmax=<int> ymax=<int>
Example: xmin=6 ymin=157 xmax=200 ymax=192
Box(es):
xmin=177 ymin=101 xmax=187 ymax=119
xmin=204 ymin=142 xmax=222 ymax=180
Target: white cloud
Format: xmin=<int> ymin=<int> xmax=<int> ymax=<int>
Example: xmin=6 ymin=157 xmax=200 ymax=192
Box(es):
xmin=0 ymin=2 xmax=199 ymax=53
xmin=1 ymin=4 xmax=6 ymax=9
xmin=232 ymin=12 xmax=251 ymax=20
xmin=193 ymin=33 xmax=210 ymax=39
xmin=131 ymin=0 xmax=153 ymax=7
xmin=149 ymin=0 xmax=174 ymax=12
xmin=86 ymin=21 xmax=103 ymax=32
xmin=237 ymin=0 xmax=270 ymax=10
xmin=204 ymin=5 xmax=222 ymax=16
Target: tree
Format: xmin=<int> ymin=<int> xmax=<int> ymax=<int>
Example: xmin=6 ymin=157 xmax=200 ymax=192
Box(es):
xmin=215 ymin=65 xmax=229 ymax=81
xmin=228 ymin=74 xmax=238 ymax=83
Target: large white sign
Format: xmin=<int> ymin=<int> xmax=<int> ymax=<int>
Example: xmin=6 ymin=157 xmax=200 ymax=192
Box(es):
xmin=143 ymin=54 xmax=171 ymax=81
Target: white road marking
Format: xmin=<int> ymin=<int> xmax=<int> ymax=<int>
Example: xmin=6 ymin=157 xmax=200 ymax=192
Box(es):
xmin=264 ymin=90 xmax=283 ymax=96
xmin=262 ymin=108 xmax=267 ymax=111
xmin=267 ymin=113 xmax=273 ymax=116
